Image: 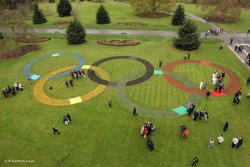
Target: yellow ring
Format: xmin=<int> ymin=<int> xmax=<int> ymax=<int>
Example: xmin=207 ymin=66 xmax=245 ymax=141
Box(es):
xmin=33 ymin=65 xmax=110 ymax=106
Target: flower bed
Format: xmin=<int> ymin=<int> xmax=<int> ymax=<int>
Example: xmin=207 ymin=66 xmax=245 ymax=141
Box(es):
xmin=97 ymin=39 xmax=140 ymax=46
xmin=53 ymin=20 xmax=71 ymax=25
xmin=117 ymin=22 xmax=148 ymax=26
xmin=15 ymin=36 xmax=51 ymax=43
xmin=0 ymin=44 xmax=42 ymax=60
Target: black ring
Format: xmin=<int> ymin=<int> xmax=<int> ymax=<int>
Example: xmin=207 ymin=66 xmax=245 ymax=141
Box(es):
xmin=88 ymin=56 xmax=154 ymax=86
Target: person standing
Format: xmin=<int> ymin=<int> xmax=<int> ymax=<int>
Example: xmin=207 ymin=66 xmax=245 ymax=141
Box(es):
xmin=200 ymin=80 xmax=203 ymax=89
xmin=53 ymin=125 xmax=60 ymax=135
xmin=208 ymin=138 xmax=214 ymax=147
xmin=159 ymin=60 xmax=163 ymax=68
xmin=230 ymin=38 xmax=233 ymax=45
xmin=108 ymin=98 xmax=112 ymax=108
xmin=133 ymin=107 xmax=137 ymax=116
xmin=237 ymin=136 xmax=243 ymax=148
xmin=69 ymin=80 xmax=73 ymax=87
xmin=203 ymin=82 xmax=208 ymax=90
xmin=191 ymin=156 xmax=199 ymax=167
xmin=205 ymin=90 xmax=211 ymax=100
xmin=184 ymin=54 xmax=187 ymax=60
xmin=187 ymin=52 xmax=191 ymax=59
xmin=236 ymin=95 xmax=241 ymax=104
xmin=218 ymin=134 xmax=224 ymax=144
xmin=223 ymin=122 xmax=229 ymax=131
xmin=231 ymin=137 xmax=238 ymax=148
xmin=65 ymin=81 xmax=69 ymax=87
xmin=66 ymin=113 xmax=71 ymax=123
xmin=193 ymin=110 xmax=199 ymax=121
xmin=204 ymin=111 xmax=209 ymax=123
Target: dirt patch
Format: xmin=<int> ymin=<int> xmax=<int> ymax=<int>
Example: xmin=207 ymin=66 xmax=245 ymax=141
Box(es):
xmin=117 ymin=22 xmax=148 ymax=26
xmin=97 ymin=39 xmax=140 ymax=46
xmin=138 ymin=12 xmax=168 ymax=18
xmin=15 ymin=36 xmax=51 ymax=43
xmin=205 ymin=16 xmax=240 ymax=23
xmin=0 ymin=44 xmax=42 ymax=60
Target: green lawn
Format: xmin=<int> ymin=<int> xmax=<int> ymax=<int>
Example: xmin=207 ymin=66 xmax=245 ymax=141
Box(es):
xmin=183 ymin=3 xmax=250 ymax=32
xmin=25 ymin=1 xmax=210 ymax=32
xmin=0 ymin=35 xmax=250 ymax=167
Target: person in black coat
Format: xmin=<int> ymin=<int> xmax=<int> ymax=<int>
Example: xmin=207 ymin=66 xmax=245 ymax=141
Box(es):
xmin=133 ymin=107 xmax=137 ymax=116
xmin=53 ymin=125 xmax=60 ymax=135
xmin=193 ymin=110 xmax=199 ymax=121
xmin=223 ymin=122 xmax=228 ymax=131
xmin=237 ymin=136 xmax=243 ymax=148
xmin=66 ymin=113 xmax=71 ymax=123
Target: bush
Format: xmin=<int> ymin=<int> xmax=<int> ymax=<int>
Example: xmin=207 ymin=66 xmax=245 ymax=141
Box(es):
xmin=66 ymin=18 xmax=86 ymax=45
xmin=57 ymin=0 xmax=72 ymax=17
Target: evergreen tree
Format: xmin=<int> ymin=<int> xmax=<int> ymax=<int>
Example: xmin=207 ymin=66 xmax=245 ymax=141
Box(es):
xmin=66 ymin=18 xmax=86 ymax=45
xmin=172 ymin=4 xmax=185 ymax=25
xmin=172 ymin=20 xmax=201 ymax=50
xmin=32 ymin=2 xmax=47 ymax=24
xmin=57 ymin=0 xmax=72 ymax=17
xmin=96 ymin=4 xmax=110 ymax=24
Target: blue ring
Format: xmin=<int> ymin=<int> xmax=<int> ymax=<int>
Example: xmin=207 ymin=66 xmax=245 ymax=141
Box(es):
xmin=22 ymin=53 xmax=85 ymax=80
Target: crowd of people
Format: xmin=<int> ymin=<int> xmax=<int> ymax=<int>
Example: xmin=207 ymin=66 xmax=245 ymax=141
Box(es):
xmin=2 ymin=82 xmax=23 ymax=98
xmin=64 ymin=69 xmax=86 ymax=88
xmin=70 ymin=70 xmax=85 ymax=80
xmin=140 ymin=121 xmax=156 ymax=151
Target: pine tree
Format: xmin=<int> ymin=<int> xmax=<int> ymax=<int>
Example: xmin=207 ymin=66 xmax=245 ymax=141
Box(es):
xmin=66 ymin=18 xmax=86 ymax=45
xmin=96 ymin=4 xmax=110 ymax=24
xmin=172 ymin=4 xmax=185 ymax=26
xmin=57 ymin=0 xmax=72 ymax=17
xmin=32 ymin=2 xmax=47 ymax=24
xmin=172 ymin=20 xmax=201 ymax=50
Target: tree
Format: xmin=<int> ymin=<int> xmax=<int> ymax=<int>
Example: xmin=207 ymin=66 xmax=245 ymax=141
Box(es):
xmin=57 ymin=0 xmax=72 ymax=17
xmin=172 ymin=20 xmax=201 ymax=50
xmin=66 ymin=18 xmax=86 ymax=45
xmin=172 ymin=4 xmax=185 ymax=25
xmin=197 ymin=0 xmax=250 ymax=20
xmin=96 ymin=4 xmax=110 ymax=24
xmin=33 ymin=2 xmax=47 ymax=24
xmin=129 ymin=0 xmax=175 ymax=16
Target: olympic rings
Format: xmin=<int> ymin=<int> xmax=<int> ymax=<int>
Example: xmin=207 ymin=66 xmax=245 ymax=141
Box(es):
xmin=88 ymin=56 xmax=154 ymax=86
xmin=33 ymin=65 xmax=110 ymax=106
xmin=22 ymin=53 xmax=85 ymax=80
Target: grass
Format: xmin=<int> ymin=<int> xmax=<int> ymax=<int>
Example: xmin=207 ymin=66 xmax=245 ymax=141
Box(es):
xmin=183 ymin=3 xmax=250 ymax=32
xmin=24 ymin=1 xmax=211 ymax=32
xmin=0 ymin=35 xmax=250 ymax=167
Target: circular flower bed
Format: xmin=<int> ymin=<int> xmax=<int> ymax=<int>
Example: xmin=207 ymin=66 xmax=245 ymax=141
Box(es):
xmin=97 ymin=39 xmax=140 ymax=46
xmin=117 ymin=22 xmax=148 ymax=26
xmin=15 ymin=36 xmax=51 ymax=43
